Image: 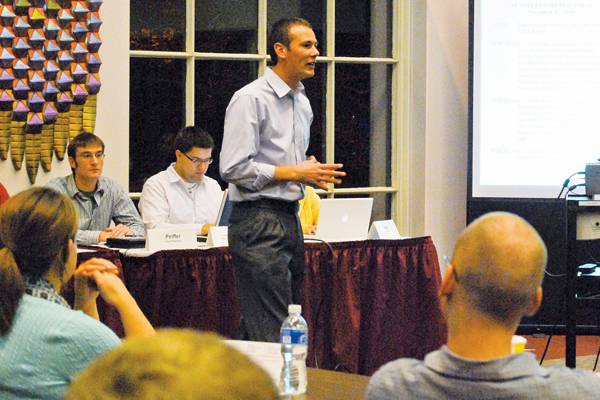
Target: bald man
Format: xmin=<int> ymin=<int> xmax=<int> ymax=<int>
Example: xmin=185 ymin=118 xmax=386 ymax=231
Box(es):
xmin=366 ymin=212 xmax=600 ymax=400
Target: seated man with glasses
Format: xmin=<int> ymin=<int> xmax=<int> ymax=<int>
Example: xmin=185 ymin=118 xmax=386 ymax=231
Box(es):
xmin=139 ymin=126 xmax=223 ymax=236
xmin=47 ymin=132 xmax=145 ymax=244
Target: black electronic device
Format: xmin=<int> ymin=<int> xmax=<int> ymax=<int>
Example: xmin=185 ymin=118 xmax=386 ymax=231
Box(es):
xmin=585 ymin=163 xmax=600 ymax=197
xmin=105 ymin=236 xmax=146 ymax=249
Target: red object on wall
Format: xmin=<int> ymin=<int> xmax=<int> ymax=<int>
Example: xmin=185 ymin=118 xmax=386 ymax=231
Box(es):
xmin=0 ymin=182 xmax=9 ymax=205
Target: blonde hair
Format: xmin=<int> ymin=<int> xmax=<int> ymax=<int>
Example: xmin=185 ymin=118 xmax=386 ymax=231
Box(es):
xmin=66 ymin=330 xmax=278 ymax=400
xmin=0 ymin=187 xmax=77 ymax=335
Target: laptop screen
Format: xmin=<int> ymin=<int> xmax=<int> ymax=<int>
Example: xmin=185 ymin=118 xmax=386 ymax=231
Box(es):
xmin=214 ymin=189 xmax=233 ymax=226
xmin=312 ymin=198 xmax=373 ymax=241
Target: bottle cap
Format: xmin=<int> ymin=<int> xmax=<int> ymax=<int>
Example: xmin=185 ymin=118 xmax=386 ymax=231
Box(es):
xmin=288 ymin=304 xmax=301 ymax=314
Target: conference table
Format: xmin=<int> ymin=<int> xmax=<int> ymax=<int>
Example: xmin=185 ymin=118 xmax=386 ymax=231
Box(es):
xmin=226 ymin=339 xmax=370 ymax=399
xmin=77 ymin=236 xmax=447 ymax=376
xmin=300 ymin=368 xmax=370 ymax=400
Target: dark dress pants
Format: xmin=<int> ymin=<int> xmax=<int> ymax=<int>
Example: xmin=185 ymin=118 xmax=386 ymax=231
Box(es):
xmin=228 ymin=199 xmax=305 ymax=342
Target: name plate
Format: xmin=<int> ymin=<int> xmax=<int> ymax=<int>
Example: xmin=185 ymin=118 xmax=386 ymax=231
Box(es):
xmin=368 ymin=220 xmax=402 ymax=240
xmin=207 ymin=226 xmax=228 ymax=248
xmin=146 ymin=228 xmax=197 ymax=252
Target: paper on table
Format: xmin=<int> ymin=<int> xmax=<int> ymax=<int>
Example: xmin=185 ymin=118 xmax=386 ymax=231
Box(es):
xmin=225 ymin=340 xmax=283 ymax=386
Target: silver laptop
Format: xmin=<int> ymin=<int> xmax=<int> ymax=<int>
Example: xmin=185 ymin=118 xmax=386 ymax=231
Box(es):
xmin=306 ymin=198 xmax=373 ymax=242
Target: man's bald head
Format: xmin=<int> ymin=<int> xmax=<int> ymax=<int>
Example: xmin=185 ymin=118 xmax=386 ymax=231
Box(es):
xmin=450 ymin=212 xmax=547 ymax=325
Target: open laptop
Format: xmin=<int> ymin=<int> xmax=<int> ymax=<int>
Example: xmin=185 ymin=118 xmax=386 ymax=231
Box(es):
xmin=305 ymin=198 xmax=373 ymax=242
xmin=197 ymin=189 xmax=232 ymax=243
xmin=214 ymin=189 xmax=232 ymax=226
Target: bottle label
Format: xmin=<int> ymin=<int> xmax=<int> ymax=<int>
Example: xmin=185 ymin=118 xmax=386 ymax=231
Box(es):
xmin=280 ymin=328 xmax=307 ymax=345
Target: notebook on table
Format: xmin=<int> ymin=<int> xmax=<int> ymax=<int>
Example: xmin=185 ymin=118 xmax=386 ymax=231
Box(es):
xmin=305 ymin=198 xmax=374 ymax=242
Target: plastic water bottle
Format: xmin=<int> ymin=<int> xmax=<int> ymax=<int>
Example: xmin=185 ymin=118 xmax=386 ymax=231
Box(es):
xmin=279 ymin=304 xmax=308 ymax=395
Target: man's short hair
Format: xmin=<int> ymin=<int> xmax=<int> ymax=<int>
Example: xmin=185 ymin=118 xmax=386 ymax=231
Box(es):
xmin=173 ymin=126 xmax=214 ymax=154
xmin=268 ymin=18 xmax=313 ymax=65
xmin=451 ymin=212 xmax=547 ymax=325
xmin=65 ymin=330 xmax=278 ymax=400
xmin=67 ymin=132 xmax=105 ymax=159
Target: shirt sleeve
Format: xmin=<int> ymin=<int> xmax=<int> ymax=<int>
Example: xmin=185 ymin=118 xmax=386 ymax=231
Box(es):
xmin=219 ymin=93 xmax=275 ymax=192
xmin=139 ymin=177 xmax=170 ymax=230
xmin=76 ymin=230 xmax=102 ymax=245
xmin=111 ymin=184 xmax=145 ymax=236
xmin=45 ymin=178 xmax=64 ymax=193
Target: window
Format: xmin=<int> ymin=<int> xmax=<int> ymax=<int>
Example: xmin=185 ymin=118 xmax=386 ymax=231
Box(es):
xmin=130 ymin=0 xmax=404 ymax=223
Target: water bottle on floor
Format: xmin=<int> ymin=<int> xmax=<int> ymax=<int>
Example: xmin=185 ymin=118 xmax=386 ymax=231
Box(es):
xmin=279 ymin=304 xmax=308 ymax=395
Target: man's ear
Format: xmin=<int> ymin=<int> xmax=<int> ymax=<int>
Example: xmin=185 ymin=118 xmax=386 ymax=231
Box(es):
xmin=525 ymin=287 xmax=543 ymax=316
xmin=273 ymin=42 xmax=288 ymax=61
xmin=68 ymin=157 xmax=76 ymax=170
xmin=440 ymin=264 xmax=457 ymax=297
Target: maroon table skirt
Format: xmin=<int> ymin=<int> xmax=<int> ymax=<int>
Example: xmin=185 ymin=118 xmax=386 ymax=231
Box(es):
xmin=117 ymin=237 xmax=447 ymax=376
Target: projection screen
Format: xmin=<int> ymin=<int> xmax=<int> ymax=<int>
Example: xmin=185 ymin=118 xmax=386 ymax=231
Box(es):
xmin=471 ymin=0 xmax=600 ymax=198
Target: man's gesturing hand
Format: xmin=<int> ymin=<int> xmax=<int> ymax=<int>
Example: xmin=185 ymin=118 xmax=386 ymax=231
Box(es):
xmin=274 ymin=156 xmax=346 ymax=190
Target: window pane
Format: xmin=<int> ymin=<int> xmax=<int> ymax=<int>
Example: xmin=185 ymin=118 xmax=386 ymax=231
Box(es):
xmin=130 ymin=59 xmax=185 ymax=192
xmin=196 ymin=1 xmax=258 ymax=53
xmin=130 ymin=0 xmax=185 ymax=51
xmin=194 ymin=60 xmax=258 ymax=186
xmin=335 ymin=63 xmax=392 ymax=188
xmin=304 ymin=63 xmax=326 ymax=163
xmin=334 ymin=192 xmax=392 ymax=222
xmin=267 ymin=0 xmax=327 ymax=57
xmin=335 ymin=0 xmax=392 ymax=58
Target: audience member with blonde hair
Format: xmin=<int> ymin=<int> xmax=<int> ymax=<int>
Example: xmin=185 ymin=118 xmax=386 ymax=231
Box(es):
xmin=367 ymin=212 xmax=600 ymax=399
xmin=66 ymin=329 xmax=277 ymax=400
xmin=0 ymin=187 xmax=154 ymax=400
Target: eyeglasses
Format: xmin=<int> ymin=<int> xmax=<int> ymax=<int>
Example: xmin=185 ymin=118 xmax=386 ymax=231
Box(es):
xmin=182 ymin=152 xmax=213 ymax=165
xmin=78 ymin=151 xmax=105 ymax=160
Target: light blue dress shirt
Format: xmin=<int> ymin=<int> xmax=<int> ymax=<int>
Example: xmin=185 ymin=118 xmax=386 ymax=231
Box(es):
xmin=47 ymin=175 xmax=145 ymax=244
xmin=220 ymin=67 xmax=312 ymax=202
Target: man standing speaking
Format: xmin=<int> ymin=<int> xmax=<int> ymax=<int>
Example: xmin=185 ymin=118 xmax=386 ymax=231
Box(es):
xmin=220 ymin=18 xmax=345 ymax=342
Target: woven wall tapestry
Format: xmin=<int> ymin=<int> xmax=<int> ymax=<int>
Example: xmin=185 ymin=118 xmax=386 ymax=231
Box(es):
xmin=0 ymin=0 xmax=102 ymax=183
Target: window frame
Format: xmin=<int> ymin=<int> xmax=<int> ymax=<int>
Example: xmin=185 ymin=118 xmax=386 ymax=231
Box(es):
xmin=129 ymin=0 xmax=412 ymax=232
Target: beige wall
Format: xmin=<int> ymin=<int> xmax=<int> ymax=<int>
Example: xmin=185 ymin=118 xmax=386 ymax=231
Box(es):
xmin=0 ymin=1 xmax=130 ymax=195
xmin=422 ymin=0 xmax=468 ymax=264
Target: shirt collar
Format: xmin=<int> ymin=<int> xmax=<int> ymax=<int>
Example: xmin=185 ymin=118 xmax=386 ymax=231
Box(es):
xmin=65 ymin=174 xmax=105 ymax=198
xmin=167 ymin=163 xmax=189 ymax=184
xmin=425 ymin=346 xmax=549 ymax=381
xmin=264 ymin=67 xmax=305 ymax=99
xmin=166 ymin=163 xmax=178 ymax=182
xmin=23 ymin=276 xmax=71 ymax=309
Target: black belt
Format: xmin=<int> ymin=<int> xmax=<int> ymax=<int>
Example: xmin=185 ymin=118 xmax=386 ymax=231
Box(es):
xmin=235 ymin=198 xmax=299 ymax=214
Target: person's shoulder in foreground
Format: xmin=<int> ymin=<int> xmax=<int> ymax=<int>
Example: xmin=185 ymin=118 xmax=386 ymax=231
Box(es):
xmin=0 ymin=295 xmax=120 ymax=400
xmin=366 ymin=346 xmax=600 ymax=400
xmin=367 ymin=211 xmax=600 ymax=400
xmin=66 ymin=329 xmax=277 ymax=400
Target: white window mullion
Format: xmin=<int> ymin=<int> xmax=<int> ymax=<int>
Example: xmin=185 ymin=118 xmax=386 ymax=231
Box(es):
xmin=185 ymin=0 xmax=195 ymax=126
xmin=258 ymin=0 xmax=267 ymax=76
xmin=325 ymin=0 xmax=335 ymax=197
xmin=393 ymin=0 xmax=410 ymax=234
